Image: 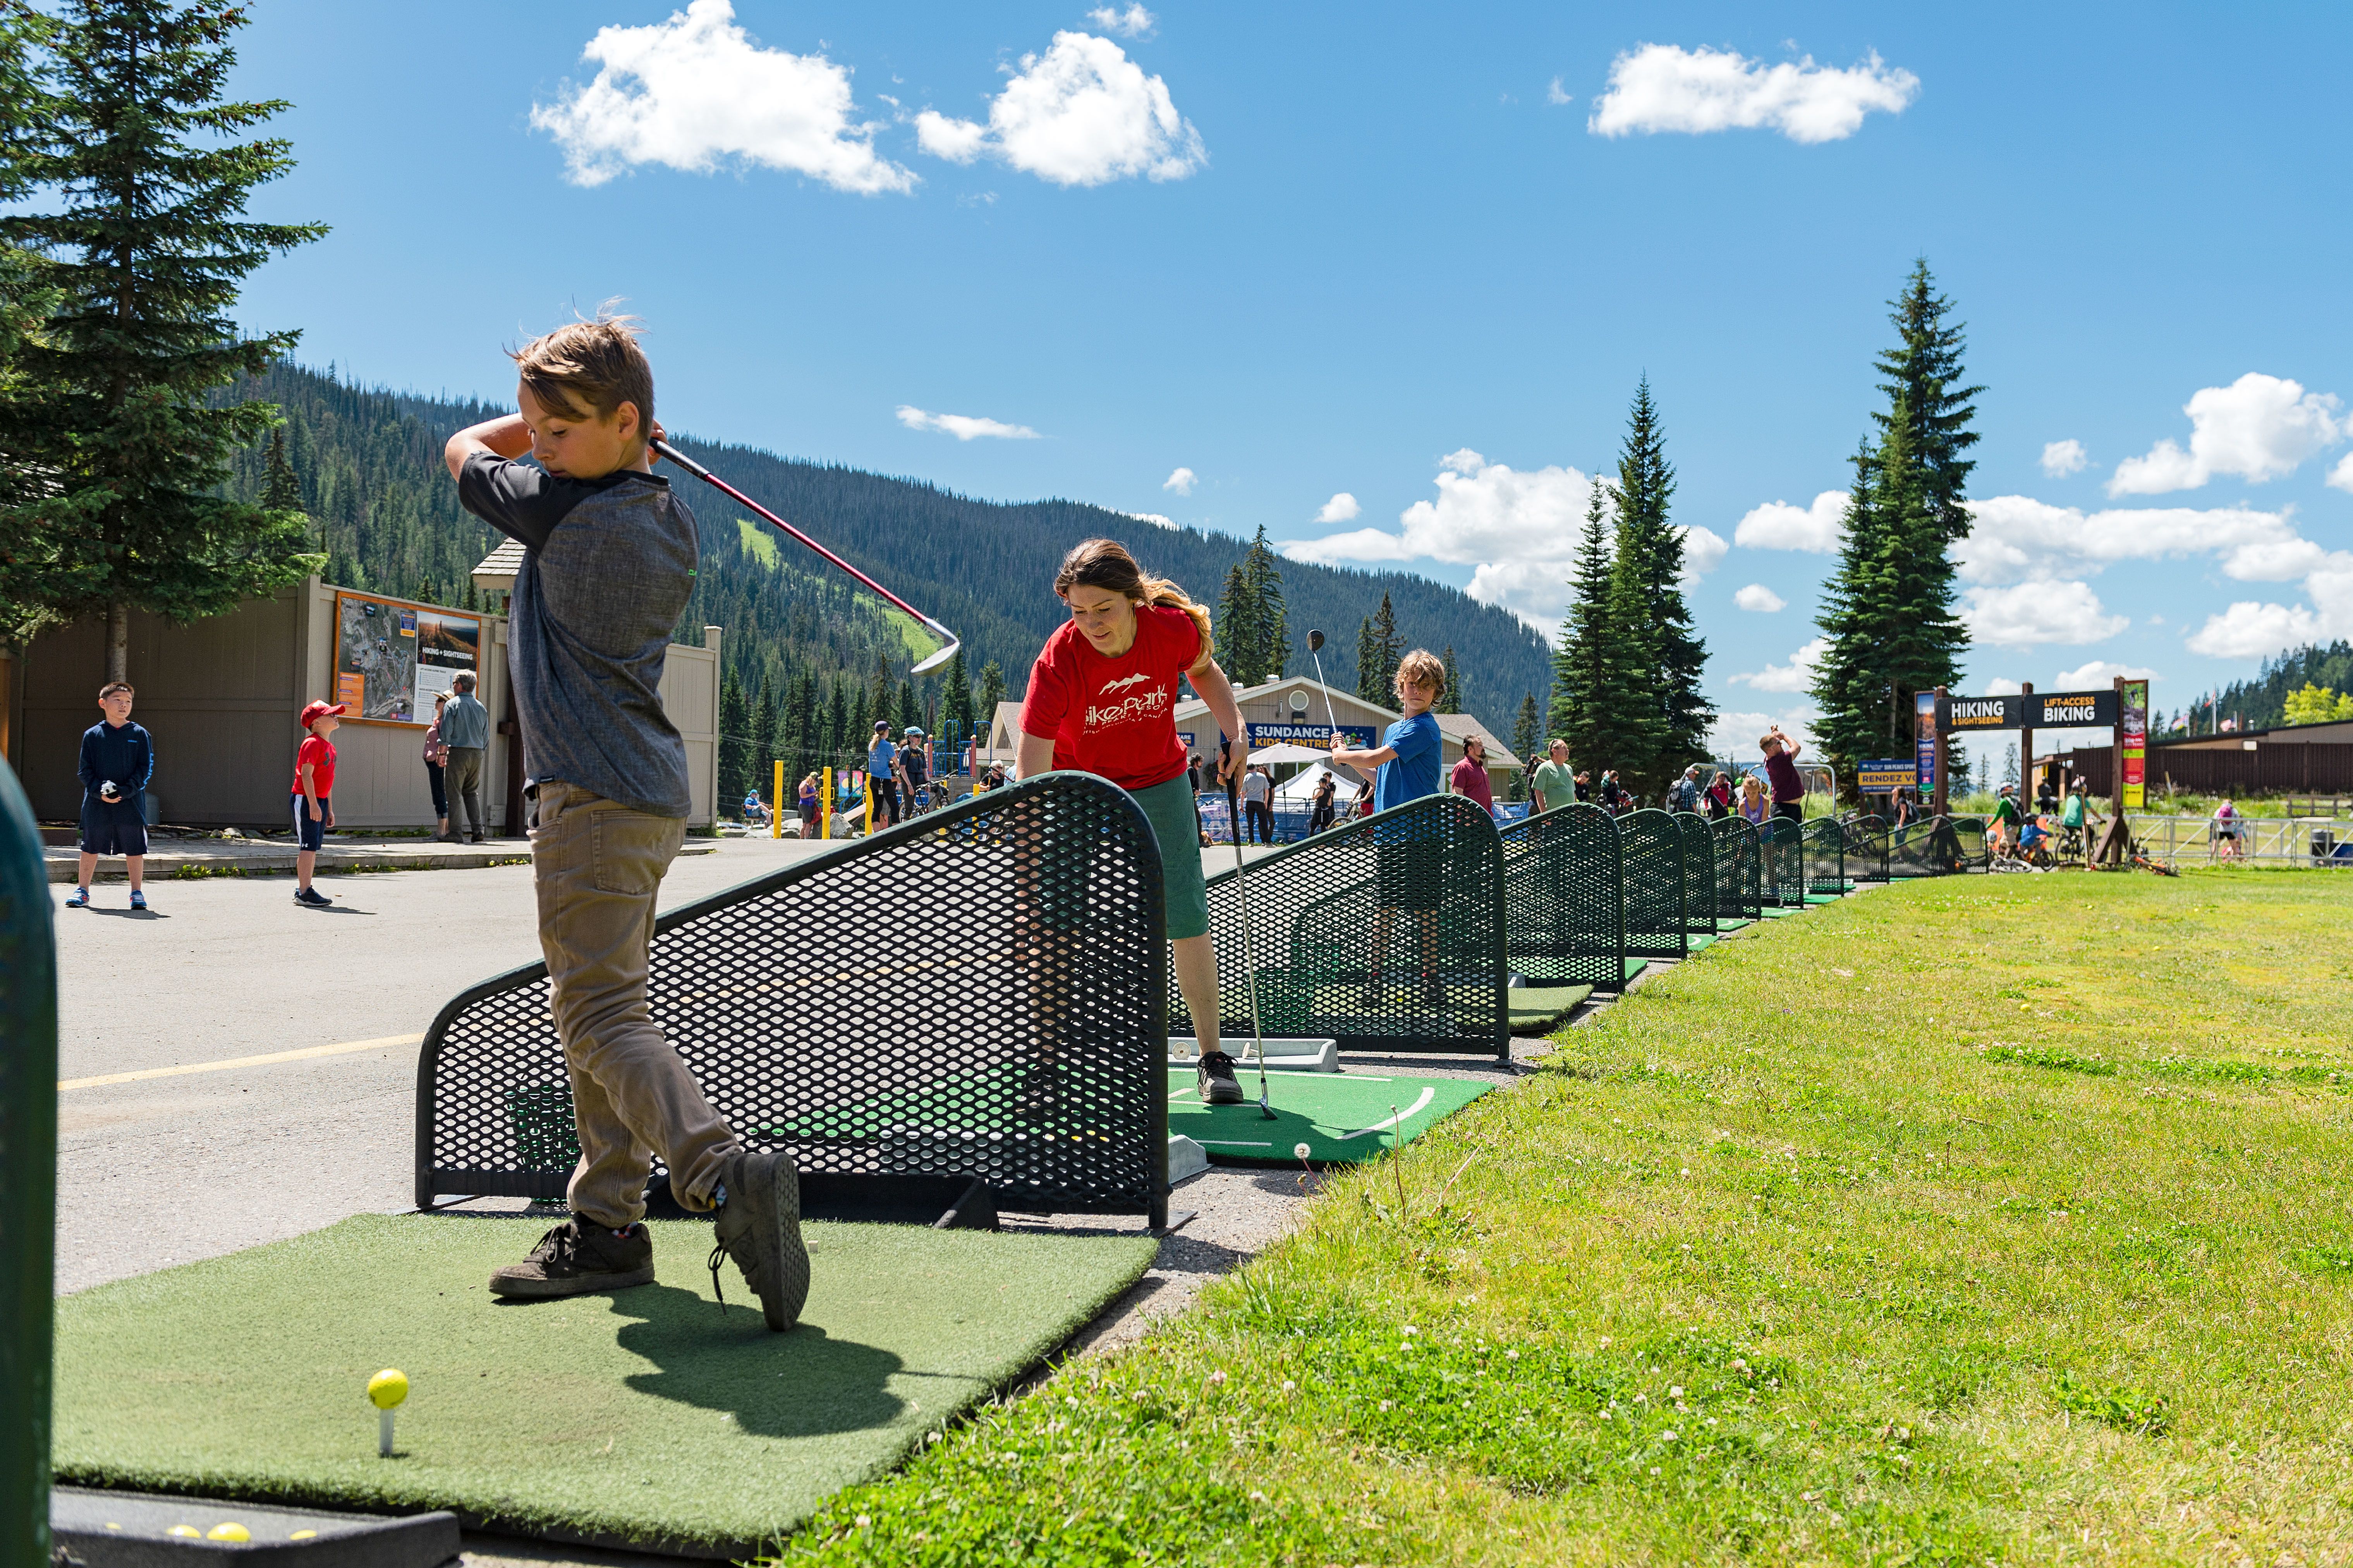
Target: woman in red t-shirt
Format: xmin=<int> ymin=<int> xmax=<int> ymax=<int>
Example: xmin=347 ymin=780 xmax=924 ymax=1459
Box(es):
xmin=1016 ymin=539 xmax=1252 ymax=1104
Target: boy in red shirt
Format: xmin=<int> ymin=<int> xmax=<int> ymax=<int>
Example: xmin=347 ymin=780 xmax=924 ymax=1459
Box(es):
xmin=292 ymin=700 xmax=343 ymax=908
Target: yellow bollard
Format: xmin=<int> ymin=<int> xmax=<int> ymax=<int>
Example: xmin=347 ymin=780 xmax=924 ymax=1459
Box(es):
xmin=771 ymin=759 xmax=782 ymax=839
xmin=821 ymin=766 xmax=832 ymax=839
xmin=865 ymin=774 xmax=875 ymax=836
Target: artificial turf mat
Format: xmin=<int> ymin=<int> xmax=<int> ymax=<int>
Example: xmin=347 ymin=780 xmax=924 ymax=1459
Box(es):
xmin=1628 ymin=931 xmax=1719 ymax=953
xmin=53 ymin=1214 xmax=1157 ymax=1558
xmin=1166 ymin=1067 xmax=1491 ymax=1165
xmin=1507 ymin=983 xmax=1592 ymax=1033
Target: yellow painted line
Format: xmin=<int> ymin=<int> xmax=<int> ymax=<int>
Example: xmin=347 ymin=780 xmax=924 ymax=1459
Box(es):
xmin=60 ymin=1033 xmax=425 ymax=1092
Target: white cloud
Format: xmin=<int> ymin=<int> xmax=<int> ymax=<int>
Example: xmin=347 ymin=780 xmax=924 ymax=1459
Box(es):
xmin=1734 ymin=583 xmax=1787 ymax=613
xmin=2329 ymin=452 xmax=2353 ymax=493
xmin=1711 ymin=708 xmax=1817 ymax=760
xmin=2052 ymin=659 xmax=2158 ymax=688
xmin=1126 ymin=510 xmax=1180 ymax=530
xmin=1678 ymin=526 xmax=1730 ymax=588
xmin=1162 ymin=466 xmax=1196 ymax=496
xmin=1730 ymin=636 xmax=1825 ymax=693
xmin=530 ymin=0 xmax=913 ymax=194
xmin=2107 ymin=373 xmax=2343 ymax=496
xmin=1734 ymin=490 xmax=1846 ymax=552
xmin=1315 ymin=492 xmax=1361 ymax=524
xmin=1547 ymin=76 xmax=1573 ymax=105
xmin=2040 ymin=439 xmax=2088 ymax=477
xmin=1983 ymin=676 xmax=2023 ymax=696
xmin=1587 ymin=44 xmax=1918 ymax=144
xmin=1956 ymin=495 xmax=2310 ymax=586
xmin=1085 ymin=3 xmax=1154 ymax=38
xmin=895 ymin=405 xmax=1040 ymax=441
xmin=915 ymin=31 xmax=1204 ymax=186
xmin=2186 ymin=600 xmax=2323 ymax=659
xmin=1960 ymin=581 xmax=2128 ymax=650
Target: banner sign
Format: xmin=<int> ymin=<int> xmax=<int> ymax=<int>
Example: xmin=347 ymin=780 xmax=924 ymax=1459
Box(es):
xmin=1245 ymin=721 xmax=1377 ymax=751
xmin=2119 ymin=679 xmax=2149 ymax=809
xmin=1857 ymin=759 xmax=1914 ymax=793
xmin=1914 ymin=692 xmax=1939 ymax=795
xmin=333 ymin=590 xmax=481 ymax=726
xmin=1937 ymin=690 xmax=2119 ymax=731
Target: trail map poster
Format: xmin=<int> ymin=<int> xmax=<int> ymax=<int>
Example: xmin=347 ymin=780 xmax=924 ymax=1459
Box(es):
xmin=333 ymin=591 xmax=480 ymax=726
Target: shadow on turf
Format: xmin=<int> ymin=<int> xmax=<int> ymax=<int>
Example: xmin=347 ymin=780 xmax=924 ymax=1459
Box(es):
xmin=493 ymin=1281 xmax=910 ymax=1440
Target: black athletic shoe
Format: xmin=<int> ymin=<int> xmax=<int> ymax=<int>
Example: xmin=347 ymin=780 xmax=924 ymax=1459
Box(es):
xmin=1197 ymin=1050 xmax=1246 ymax=1105
xmin=1357 ymin=977 xmax=1384 ymax=1011
xmin=488 ymin=1219 xmax=655 ymax=1298
xmin=709 ymin=1148 xmax=810 ymax=1332
xmin=1422 ymin=976 xmax=1449 ymax=1012
xmin=293 ymin=886 xmax=332 ymax=908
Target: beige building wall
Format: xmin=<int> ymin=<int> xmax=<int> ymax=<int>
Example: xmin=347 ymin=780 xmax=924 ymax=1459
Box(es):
xmin=8 ymin=578 xmax=720 ymax=829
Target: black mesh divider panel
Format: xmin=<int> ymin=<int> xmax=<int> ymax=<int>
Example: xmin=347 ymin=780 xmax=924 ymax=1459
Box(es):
xmin=1183 ymin=793 xmax=1509 ymax=1059
xmin=1802 ymin=818 xmax=1847 ymax=896
xmin=1763 ymin=818 xmax=1806 ymax=905
xmin=1619 ymin=809 xmax=1687 ymax=961
xmin=417 ymin=772 xmax=1170 ymax=1226
xmin=1673 ymin=813 xmax=1717 ymax=933
xmin=1888 ymin=815 xmax=1965 ymax=877
xmin=1949 ymin=817 xmax=1991 ymax=870
xmin=1711 ymin=817 xmax=1762 ymax=923
xmin=1499 ymin=802 xmax=1625 ymax=990
xmin=1845 ymin=815 xmax=1891 ymax=883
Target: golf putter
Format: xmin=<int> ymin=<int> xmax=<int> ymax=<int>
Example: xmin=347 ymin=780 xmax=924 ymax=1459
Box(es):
xmin=1224 ymin=743 xmax=1276 ymax=1119
xmin=1305 ymin=629 xmax=1352 ymax=793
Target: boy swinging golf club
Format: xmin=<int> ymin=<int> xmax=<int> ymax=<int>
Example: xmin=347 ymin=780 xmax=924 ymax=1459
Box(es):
xmin=443 ymin=313 xmax=807 ymax=1330
xmin=1015 ymin=539 xmax=1263 ymax=1108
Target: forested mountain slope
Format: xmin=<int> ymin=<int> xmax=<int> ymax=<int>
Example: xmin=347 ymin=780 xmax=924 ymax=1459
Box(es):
xmin=221 ymin=363 xmax=1549 ymax=736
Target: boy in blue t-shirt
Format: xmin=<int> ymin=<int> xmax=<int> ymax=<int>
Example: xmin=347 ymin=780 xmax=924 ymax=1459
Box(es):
xmin=69 ymin=681 xmax=154 ymax=911
xmin=1330 ymin=649 xmax=1447 ymax=1010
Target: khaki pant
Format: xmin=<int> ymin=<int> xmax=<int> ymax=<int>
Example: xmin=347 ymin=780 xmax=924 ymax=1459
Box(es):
xmin=445 ymin=746 xmax=486 ymax=838
xmin=531 ymin=781 xmax=738 ymax=1226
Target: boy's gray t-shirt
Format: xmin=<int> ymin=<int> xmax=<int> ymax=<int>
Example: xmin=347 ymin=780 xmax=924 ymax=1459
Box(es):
xmin=457 ymin=454 xmax=697 ymax=818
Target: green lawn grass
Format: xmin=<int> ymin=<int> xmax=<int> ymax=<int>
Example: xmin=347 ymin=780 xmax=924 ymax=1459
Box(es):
xmin=772 ymin=870 xmax=2353 ymax=1566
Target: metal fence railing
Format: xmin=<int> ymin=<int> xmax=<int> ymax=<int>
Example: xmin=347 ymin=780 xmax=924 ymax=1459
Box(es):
xmin=2131 ymin=814 xmax=2353 ymax=868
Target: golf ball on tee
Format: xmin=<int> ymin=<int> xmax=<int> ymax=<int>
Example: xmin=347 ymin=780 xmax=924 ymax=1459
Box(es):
xmin=367 ymin=1369 xmax=409 ymax=1410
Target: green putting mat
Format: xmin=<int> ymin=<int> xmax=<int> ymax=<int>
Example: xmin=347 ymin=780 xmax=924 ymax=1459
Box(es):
xmin=1508 ymin=983 xmax=1592 ymax=1033
xmin=1628 ymin=932 xmax=1719 ymax=953
xmin=54 ymin=1215 xmax=1155 ymax=1557
xmin=1757 ymin=903 xmax=1808 ymax=917
xmin=1168 ymin=1067 xmax=1491 ymax=1165
xmin=1805 ymin=892 xmax=1843 ymax=905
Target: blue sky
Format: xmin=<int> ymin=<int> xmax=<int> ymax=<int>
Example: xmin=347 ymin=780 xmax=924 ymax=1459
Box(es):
xmin=225 ymin=2 xmax=2353 ymax=752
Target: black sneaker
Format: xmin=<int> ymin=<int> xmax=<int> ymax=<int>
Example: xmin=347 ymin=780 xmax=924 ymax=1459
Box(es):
xmin=488 ymin=1219 xmax=656 ymax=1298
xmin=293 ymin=886 xmax=332 ymax=908
xmin=709 ymin=1148 xmax=810 ymax=1331
xmin=1357 ymin=977 xmax=1385 ymax=1010
xmin=1422 ymin=976 xmax=1449 ymax=1012
xmin=1196 ymin=1050 xmax=1245 ymax=1105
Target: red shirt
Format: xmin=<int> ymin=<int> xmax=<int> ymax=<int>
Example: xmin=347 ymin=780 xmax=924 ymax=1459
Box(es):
xmin=1449 ymin=756 xmax=1493 ymax=811
xmin=294 ymin=733 xmax=337 ymax=797
xmin=1019 ymin=604 xmax=1201 ymax=791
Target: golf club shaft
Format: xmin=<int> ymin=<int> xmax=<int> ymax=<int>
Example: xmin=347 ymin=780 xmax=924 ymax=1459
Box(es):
xmin=1223 ymin=750 xmax=1270 ymax=1108
xmin=1306 ymin=647 xmax=1357 ymax=784
xmin=651 ymin=439 xmax=957 ymax=649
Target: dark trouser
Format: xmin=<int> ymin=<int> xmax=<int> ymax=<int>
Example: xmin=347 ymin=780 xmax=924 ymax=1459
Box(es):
xmin=872 ymin=779 xmax=899 ymax=826
xmin=425 ymin=760 xmax=447 ymax=818
xmin=1245 ymin=799 xmax=1273 ymax=844
xmin=1773 ymin=801 xmax=1803 ymax=825
xmin=446 ymin=746 xmax=486 ymax=839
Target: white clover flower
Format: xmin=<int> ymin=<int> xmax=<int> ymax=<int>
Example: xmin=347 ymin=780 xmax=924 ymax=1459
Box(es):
xmin=1669 ymin=1385 xmax=1683 ymax=1398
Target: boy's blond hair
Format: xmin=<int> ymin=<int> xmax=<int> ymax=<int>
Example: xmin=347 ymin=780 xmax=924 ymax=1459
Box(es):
xmin=1394 ymin=648 xmax=1445 ymax=698
xmin=510 ymin=311 xmax=654 ymax=431
xmin=1759 ymin=732 xmax=1782 ymax=752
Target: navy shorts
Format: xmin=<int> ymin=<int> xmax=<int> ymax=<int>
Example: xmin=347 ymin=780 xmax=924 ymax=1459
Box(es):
xmin=1375 ymin=834 xmax=1441 ymax=912
xmin=292 ymin=794 xmax=329 ymax=851
xmin=79 ymin=799 xmax=148 ymax=857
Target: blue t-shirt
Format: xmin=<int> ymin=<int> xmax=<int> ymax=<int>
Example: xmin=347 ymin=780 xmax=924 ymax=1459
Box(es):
xmin=1374 ymin=712 xmax=1441 ymax=813
xmin=868 ymin=739 xmax=895 ymax=777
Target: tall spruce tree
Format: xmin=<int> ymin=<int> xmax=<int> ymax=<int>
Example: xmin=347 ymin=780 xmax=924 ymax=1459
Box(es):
xmin=1357 ymin=593 xmax=1400 ymax=704
xmin=1509 ymin=691 xmax=1540 ymax=799
xmin=1354 ymin=615 xmax=1377 ymax=704
xmin=1607 ymin=378 xmax=1710 ymax=796
xmin=939 ymin=647 xmax=975 ymax=741
xmin=1243 ymin=525 xmax=1290 ymax=680
xmin=2 ymin=0 xmax=328 ymax=681
xmin=718 ymin=670 xmax=750 ymax=807
xmin=1215 ymin=562 xmax=1261 ymax=687
xmin=1873 ymin=259 xmax=1983 ymax=544
xmin=977 ymin=660 xmax=1006 ymax=720
xmin=1807 ymin=444 xmax=1896 ymax=774
xmin=1438 ymin=646 xmax=1461 ymax=714
xmin=1550 ymin=478 xmax=1633 ymax=775
xmin=0 ymin=10 xmax=59 ymax=645
xmin=897 ymin=677 xmax=919 ymax=736
xmin=748 ymin=676 xmax=778 ymax=802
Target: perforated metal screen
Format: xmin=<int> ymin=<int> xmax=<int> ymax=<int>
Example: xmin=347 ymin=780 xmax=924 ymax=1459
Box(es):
xmin=1500 ymin=802 xmax=1626 ymax=990
xmin=1802 ymin=818 xmax=1847 ymax=896
xmin=1845 ymin=815 xmax=1891 ymax=883
xmin=1888 ymin=815 xmax=1962 ymax=877
xmin=1948 ymin=817 xmax=1991 ymax=870
xmin=1763 ymin=818 xmax=1806 ymax=906
xmin=416 ymin=772 xmax=1170 ymax=1226
xmin=1620 ymin=809 xmax=1687 ymax=961
xmin=1673 ymin=813 xmax=1717 ymax=934
xmin=1184 ymin=793 xmax=1508 ymax=1059
xmin=1711 ymin=817 xmax=1762 ymax=924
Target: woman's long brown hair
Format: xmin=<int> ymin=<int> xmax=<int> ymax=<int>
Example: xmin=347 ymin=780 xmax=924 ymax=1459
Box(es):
xmin=1054 ymin=538 xmax=1215 ymax=656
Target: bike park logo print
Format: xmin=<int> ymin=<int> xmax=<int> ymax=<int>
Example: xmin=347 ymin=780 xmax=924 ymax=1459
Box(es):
xmin=1085 ymin=671 xmax=1170 ymax=731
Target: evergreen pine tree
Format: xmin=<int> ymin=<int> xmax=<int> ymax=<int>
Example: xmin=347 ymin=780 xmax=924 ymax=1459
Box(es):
xmin=823 ymin=677 xmax=849 ymax=772
xmin=261 ymin=424 xmax=303 ymax=516
xmin=1607 ymin=377 xmax=1709 ymax=796
xmin=1358 ymin=594 xmax=1399 ymax=704
xmin=977 ymin=660 xmax=1006 ymax=721
xmin=1243 ymin=525 xmax=1289 ymax=679
xmin=1438 ymin=646 xmax=1461 ymax=714
xmin=748 ymin=676 xmax=778 ymax=803
xmin=718 ymin=671 xmax=749 ymax=807
xmin=1354 ymin=615 xmax=1378 ymax=705
xmin=2 ymin=0 xmax=328 ymax=680
xmin=1551 ymin=478 xmax=1630 ymax=775
xmin=1808 ymin=443 xmax=1897 ymax=782
xmin=1873 ymin=259 xmax=1984 ymax=544
xmin=1509 ymin=691 xmax=1539 ymax=800
xmin=786 ymin=667 xmax=819 ymax=791
xmin=939 ymin=647 xmax=976 ymax=743
xmin=1215 ymin=562 xmax=1261 ymax=687
xmin=1870 ymin=394 xmax=1967 ymax=755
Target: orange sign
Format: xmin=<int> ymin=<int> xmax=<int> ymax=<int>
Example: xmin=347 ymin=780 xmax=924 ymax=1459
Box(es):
xmin=335 ymin=672 xmax=364 ymax=710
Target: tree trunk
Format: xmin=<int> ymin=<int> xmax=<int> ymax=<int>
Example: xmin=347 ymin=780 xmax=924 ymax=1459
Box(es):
xmin=106 ymin=600 xmax=129 ymax=685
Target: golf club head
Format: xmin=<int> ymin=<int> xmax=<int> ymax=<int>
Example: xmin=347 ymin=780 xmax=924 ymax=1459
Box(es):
xmin=910 ymin=639 xmax=960 ymax=676
xmin=1307 ymin=628 xmax=1325 ymax=652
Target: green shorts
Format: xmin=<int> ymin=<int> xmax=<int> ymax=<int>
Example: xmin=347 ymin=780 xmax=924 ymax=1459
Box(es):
xmin=1129 ymin=773 xmax=1211 ymax=941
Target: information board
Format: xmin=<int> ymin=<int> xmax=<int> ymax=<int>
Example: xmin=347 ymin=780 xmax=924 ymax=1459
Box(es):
xmin=1857 ymin=759 xmax=1913 ymax=793
xmin=2119 ymin=679 xmax=2149 ymax=808
xmin=1245 ymin=720 xmax=1378 ymax=751
xmin=1937 ymin=690 xmax=2119 ymax=731
xmin=333 ymin=591 xmax=481 ymax=726
xmin=1914 ymin=692 xmax=1939 ymax=795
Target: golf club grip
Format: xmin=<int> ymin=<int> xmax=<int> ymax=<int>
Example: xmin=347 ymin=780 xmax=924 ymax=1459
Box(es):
xmin=651 ymin=439 xmax=937 ymax=630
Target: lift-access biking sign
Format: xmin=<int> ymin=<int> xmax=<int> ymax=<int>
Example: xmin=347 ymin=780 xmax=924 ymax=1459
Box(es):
xmin=1936 ymin=690 xmax=2119 ymax=732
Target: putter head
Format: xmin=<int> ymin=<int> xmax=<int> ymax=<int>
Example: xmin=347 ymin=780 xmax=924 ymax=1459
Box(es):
xmin=1307 ymin=628 xmax=1325 ymax=653
xmin=910 ymin=620 xmax=962 ymax=675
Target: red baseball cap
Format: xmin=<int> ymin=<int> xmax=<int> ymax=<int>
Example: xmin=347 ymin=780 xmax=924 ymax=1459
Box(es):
xmin=300 ymin=700 xmax=349 ymax=729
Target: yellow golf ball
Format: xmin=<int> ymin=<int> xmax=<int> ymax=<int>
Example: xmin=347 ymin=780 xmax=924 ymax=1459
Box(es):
xmin=367 ymin=1369 xmax=409 ymax=1410
xmin=208 ymin=1524 xmax=251 ymax=1542
xmin=168 ymin=1525 xmax=201 ymax=1538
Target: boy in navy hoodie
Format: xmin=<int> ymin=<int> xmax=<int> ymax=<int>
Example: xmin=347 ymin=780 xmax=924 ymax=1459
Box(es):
xmin=69 ymin=681 xmax=153 ymax=910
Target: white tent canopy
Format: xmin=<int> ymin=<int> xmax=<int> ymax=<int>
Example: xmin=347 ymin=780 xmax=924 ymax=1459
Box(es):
xmin=1247 ymin=742 xmax=1331 ymax=766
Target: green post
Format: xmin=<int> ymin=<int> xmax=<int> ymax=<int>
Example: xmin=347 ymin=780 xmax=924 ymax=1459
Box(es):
xmin=0 ymin=762 xmax=58 ymax=1564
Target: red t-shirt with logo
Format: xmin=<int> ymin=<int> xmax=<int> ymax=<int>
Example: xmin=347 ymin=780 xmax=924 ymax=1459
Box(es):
xmin=1019 ymin=604 xmax=1202 ymax=791
xmin=293 ymin=733 xmax=337 ymax=797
